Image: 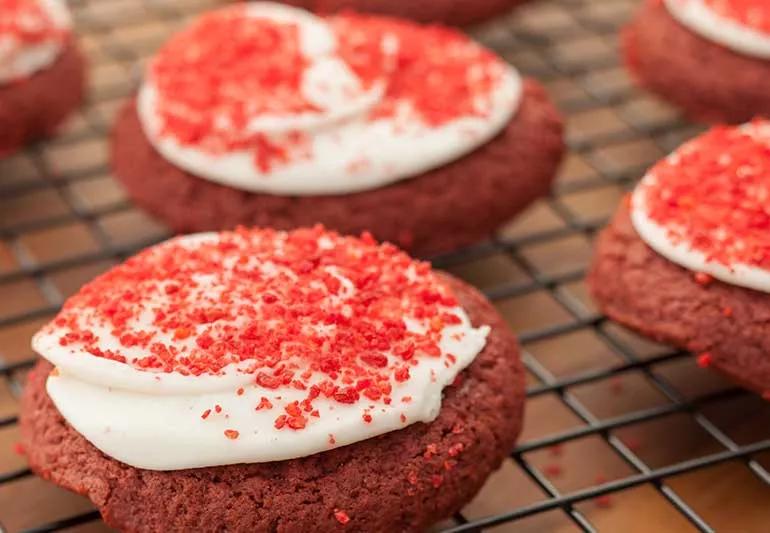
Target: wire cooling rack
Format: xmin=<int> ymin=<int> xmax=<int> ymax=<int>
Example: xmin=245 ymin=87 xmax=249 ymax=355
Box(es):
xmin=2 ymin=0 xmax=770 ymax=531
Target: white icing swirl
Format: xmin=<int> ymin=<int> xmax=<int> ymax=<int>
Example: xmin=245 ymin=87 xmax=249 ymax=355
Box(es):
xmin=631 ymin=183 xmax=770 ymax=293
xmin=0 ymin=0 xmax=71 ymax=84
xmin=137 ymin=3 xmax=522 ymax=196
xmin=33 ymin=232 xmax=490 ymax=471
xmin=630 ymin=121 xmax=770 ymax=293
xmin=665 ymin=0 xmax=770 ymax=59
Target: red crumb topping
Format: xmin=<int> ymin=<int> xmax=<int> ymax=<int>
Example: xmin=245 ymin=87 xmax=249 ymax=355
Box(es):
xmin=332 ymin=14 xmax=505 ymax=127
xmin=47 ymin=226 xmax=465 ymax=430
xmin=224 ymin=429 xmax=240 ymax=440
xmin=334 ymin=510 xmax=350 ymax=525
xmin=150 ymin=6 xmax=507 ymax=172
xmin=694 ymin=272 xmax=713 ymax=286
xmin=697 ymin=352 xmax=713 ymax=368
xmin=638 ymin=120 xmax=770 ymax=269
xmin=705 ymin=0 xmax=770 ymax=33
xmin=0 ymin=0 xmax=66 ymax=45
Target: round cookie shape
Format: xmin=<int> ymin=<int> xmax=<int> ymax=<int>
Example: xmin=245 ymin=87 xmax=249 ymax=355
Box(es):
xmin=32 ymin=226 xmax=491 ymax=470
xmin=0 ymin=0 xmax=85 ymax=155
xmin=0 ymin=0 xmax=71 ymax=83
xmin=21 ymin=273 xmax=525 ymax=531
xmin=622 ymin=0 xmax=770 ymax=124
xmin=275 ymin=0 xmax=532 ymax=26
xmin=137 ymin=4 xmax=523 ymax=196
xmin=631 ymin=120 xmax=770 ymax=292
xmin=589 ymin=122 xmax=770 ymax=397
xmin=665 ymin=0 xmax=770 ymax=59
xmin=112 ymin=3 xmax=564 ymax=255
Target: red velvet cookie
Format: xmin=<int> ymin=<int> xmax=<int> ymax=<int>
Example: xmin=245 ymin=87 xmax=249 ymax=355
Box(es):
xmin=20 ymin=227 xmax=525 ymax=532
xmin=588 ymin=121 xmax=770 ymax=396
xmin=0 ymin=0 xmax=86 ymax=156
xmin=278 ymin=0 xmax=531 ymax=26
xmin=623 ymin=0 xmax=770 ymax=124
xmin=110 ymin=5 xmax=564 ymax=256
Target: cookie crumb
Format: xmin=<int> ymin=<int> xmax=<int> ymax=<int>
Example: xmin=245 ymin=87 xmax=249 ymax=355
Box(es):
xmin=334 ymin=509 xmax=350 ymax=525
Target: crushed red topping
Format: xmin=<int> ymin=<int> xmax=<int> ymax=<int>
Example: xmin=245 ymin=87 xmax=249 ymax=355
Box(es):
xmin=331 ymin=14 xmax=504 ymax=127
xmin=47 ymin=225 xmax=466 ymax=429
xmin=149 ymin=6 xmax=507 ymax=172
xmin=334 ymin=510 xmax=351 ymax=525
xmin=0 ymin=0 xmax=66 ymax=44
xmin=638 ymin=120 xmax=770 ymax=269
xmin=705 ymin=0 xmax=770 ymax=33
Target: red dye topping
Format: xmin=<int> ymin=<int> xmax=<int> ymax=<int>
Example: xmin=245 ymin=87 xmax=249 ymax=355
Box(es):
xmin=331 ymin=14 xmax=505 ymax=127
xmin=334 ymin=510 xmax=350 ymax=525
xmin=0 ymin=0 xmax=67 ymax=45
xmin=639 ymin=121 xmax=770 ymax=269
xmin=705 ymin=0 xmax=770 ymax=33
xmin=543 ymin=463 xmax=563 ymax=477
xmin=47 ymin=226 xmax=466 ymax=430
xmin=697 ymin=352 xmax=713 ymax=368
xmin=594 ymin=494 xmax=613 ymax=508
xmin=149 ymin=6 xmax=508 ymax=172
xmin=694 ymin=272 xmax=713 ymax=286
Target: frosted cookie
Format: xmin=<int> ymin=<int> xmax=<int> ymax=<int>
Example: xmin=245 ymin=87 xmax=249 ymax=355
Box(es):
xmin=623 ymin=0 xmax=770 ymax=123
xmin=0 ymin=0 xmax=85 ymax=155
xmin=21 ymin=225 xmax=525 ymax=531
xmin=111 ymin=2 xmax=564 ymax=255
xmin=589 ymin=120 xmax=770 ymax=396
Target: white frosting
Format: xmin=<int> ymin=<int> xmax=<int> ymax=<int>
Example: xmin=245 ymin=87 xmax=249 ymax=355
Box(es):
xmin=33 ymin=232 xmax=490 ymax=471
xmin=0 ymin=0 xmax=71 ymax=84
xmin=137 ymin=3 xmax=522 ymax=196
xmin=631 ymin=185 xmax=770 ymax=292
xmin=665 ymin=0 xmax=770 ymax=59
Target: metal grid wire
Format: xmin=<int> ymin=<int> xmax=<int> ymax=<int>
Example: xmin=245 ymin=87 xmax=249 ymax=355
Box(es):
xmin=1 ymin=0 xmax=770 ymax=531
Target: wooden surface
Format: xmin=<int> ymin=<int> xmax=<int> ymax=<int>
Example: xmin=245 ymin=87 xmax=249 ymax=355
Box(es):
xmin=1 ymin=0 xmax=770 ymax=531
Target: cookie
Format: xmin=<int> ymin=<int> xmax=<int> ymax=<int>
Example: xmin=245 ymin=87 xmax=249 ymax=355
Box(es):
xmin=110 ymin=5 xmax=564 ymax=256
xmin=0 ymin=1 xmax=85 ymax=156
xmin=623 ymin=0 xmax=770 ymax=124
xmin=278 ymin=0 xmax=530 ymax=26
xmin=588 ymin=121 xmax=770 ymax=396
xmin=20 ymin=227 xmax=525 ymax=532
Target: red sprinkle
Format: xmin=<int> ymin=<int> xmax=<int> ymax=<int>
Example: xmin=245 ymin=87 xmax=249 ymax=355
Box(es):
xmin=201 ymin=409 xmax=212 ymax=420
xmin=334 ymin=510 xmax=350 ymax=525
xmin=704 ymin=0 xmax=770 ymax=33
xmin=224 ymin=429 xmax=240 ymax=440
xmin=12 ymin=442 xmax=25 ymax=456
xmin=694 ymin=273 xmax=713 ymax=287
xmin=639 ymin=121 xmax=770 ymax=270
xmin=0 ymin=0 xmax=67 ymax=49
xmin=150 ymin=6 xmax=507 ymax=173
xmin=697 ymin=352 xmax=713 ymax=368
xmin=255 ymin=397 xmax=273 ymax=411
xmin=44 ymin=226 xmax=464 ymax=432
xmin=595 ymin=494 xmax=613 ymax=508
